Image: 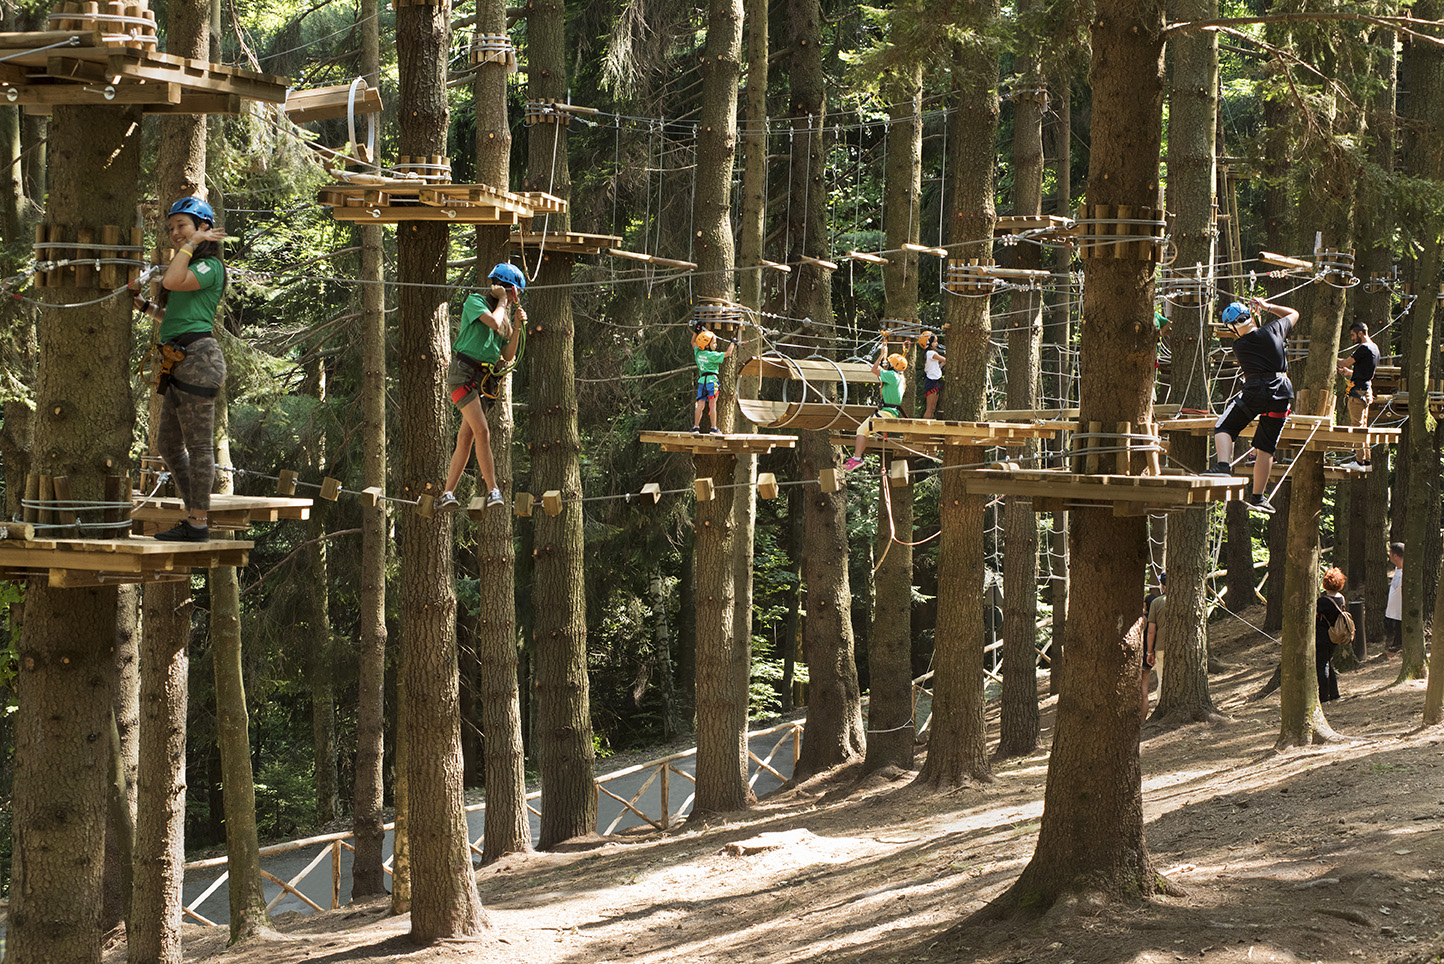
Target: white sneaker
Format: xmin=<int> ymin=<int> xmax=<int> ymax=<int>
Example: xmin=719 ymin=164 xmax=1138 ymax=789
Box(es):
xmin=485 ymin=488 xmax=504 ymax=509
xmin=436 ymin=491 xmax=461 ymax=510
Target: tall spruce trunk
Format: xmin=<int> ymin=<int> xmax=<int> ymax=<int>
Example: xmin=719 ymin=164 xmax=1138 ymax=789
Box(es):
xmin=351 ymin=0 xmax=389 ymax=899
xmin=9 ymin=103 xmax=141 ymax=964
xmin=913 ymin=23 xmax=998 ymax=790
xmin=396 ymin=0 xmax=487 ymax=937
xmin=1044 ymin=78 xmax=1072 ymax=695
xmin=863 ymin=68 xmax=923 ymax=775
xmin=1396 ymin=12 xmax=1442 ymax=684
xmin=789 ymin=0 xmax=864 ymax=776
xmin=974 ymin=0 xmax=1164 ymax=918
xmin=473 ymin=0 xmax=529 ymax=862
xmin=691 ymin=0 xmax=753 ymax=813
xmin=997 ymin=36 xmax=1044 ymax=760
xmin=104 ymin=588 xmax=139 ymax=934
xmin=1154 ymin=0 xmax=1222 ymax=726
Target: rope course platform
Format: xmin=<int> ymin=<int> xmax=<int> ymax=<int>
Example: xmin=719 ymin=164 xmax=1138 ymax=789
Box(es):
xmin=1160 ymin=416 xmax=1400 ymax=453
xmin=0 ymin=6 xmax=289 ymax=114
xmin=957 ymin=468 xmax=1248 ymax=516
xmin=843 ymin=417 xmax=1072 ymax=452
xmin=994 ymin=214 xmax=1074 ymax=240
xmin=131 ymin=493 xmax=312 ymax=533
xmin=510 ymin=230 xmax=623 ymax=256
xmin=638 ymin=431 xmax=797 ymax=456
xmin=318 ymin=180 xmax=566 ymax=225
xmin=1376 ymin=387 xmax=1444 ymax=418
xmin=0 ymin=534 xmax=251 ymax=588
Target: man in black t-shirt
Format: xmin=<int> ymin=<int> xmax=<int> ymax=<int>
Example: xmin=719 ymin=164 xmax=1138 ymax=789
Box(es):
xmin=1205 ymin=297 xmax=1299 ymax=515
xmin=1336 ymin=320 xmax=1380 ymax=469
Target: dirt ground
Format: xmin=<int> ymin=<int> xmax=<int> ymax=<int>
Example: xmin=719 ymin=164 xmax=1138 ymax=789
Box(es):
xmin=123 ymin=607 xmax=1444 ymax=964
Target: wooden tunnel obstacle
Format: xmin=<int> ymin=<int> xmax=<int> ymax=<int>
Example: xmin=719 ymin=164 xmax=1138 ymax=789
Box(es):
xmin=735 ymin=355 xmax=887 ymax=432
xmin=0 ymin=13 xmax=288 ymax=114
xmin=283 ymin=81 xmax=383 ymax=124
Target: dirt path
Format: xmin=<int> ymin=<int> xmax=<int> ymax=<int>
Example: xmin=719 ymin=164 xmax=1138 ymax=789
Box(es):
xmin=129 ymin=607 xmax=1444 ymax=964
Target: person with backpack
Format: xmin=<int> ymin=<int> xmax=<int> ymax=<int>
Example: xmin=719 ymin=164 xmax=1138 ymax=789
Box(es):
xmin=437 ymin=263 xmax=525 ymax=511
xmin=1315 ymin=567 xmax=1351 ymax=703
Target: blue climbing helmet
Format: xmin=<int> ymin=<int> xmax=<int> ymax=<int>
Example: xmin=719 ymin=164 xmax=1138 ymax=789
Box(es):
xmin=168 ymin=196 xmax=214 ymax=226
xmin=1221 ymin=301 xmax=1250 ymax=328
xmin=489 ymin=262 xmax=526 ymax=293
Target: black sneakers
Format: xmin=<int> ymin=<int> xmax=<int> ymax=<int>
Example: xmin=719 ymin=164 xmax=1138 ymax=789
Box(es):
xmin=1203 ymin=461 xmax=1233 ymax=477
xmin=154 ymin=520 xmax=209 ymax=542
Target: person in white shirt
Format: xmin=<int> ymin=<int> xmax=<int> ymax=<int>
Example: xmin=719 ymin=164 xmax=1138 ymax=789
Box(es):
xmin=919 ymin=331 xmax=946 ymax=418
xmin=1384 ymin=542 xmax=1403 ymax=655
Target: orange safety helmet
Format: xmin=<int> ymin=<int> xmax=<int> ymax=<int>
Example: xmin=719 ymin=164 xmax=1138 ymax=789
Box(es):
xmin=917 ymin=331 xmax=934 ymax=348
xmin=693 ymin=329 xmax=716 ymax=350
xmin=887 ymin=353 xmax=908 ymax=372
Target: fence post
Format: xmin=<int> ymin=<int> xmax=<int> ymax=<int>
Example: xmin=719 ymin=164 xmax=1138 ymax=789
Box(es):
xmin=332 ymin=840 xmax=342 ymax=909
xmin=660 ymin=765 xmax=670 ymax=829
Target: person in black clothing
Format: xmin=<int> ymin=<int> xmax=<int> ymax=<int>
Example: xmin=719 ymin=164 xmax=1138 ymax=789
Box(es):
xmin=1315 ymin=566 xmax=1347 ymax=703
xmin=1206 ymin=297 xmax=1299 ymax=514
xmin=1336 ymin=320 xmax=1380 ymax=469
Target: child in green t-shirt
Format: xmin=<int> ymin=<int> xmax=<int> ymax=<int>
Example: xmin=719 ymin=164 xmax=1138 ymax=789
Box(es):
xmin=438 ymin=263 xmax=525 ymax=511
xmin=843 ymin=344 xmax=907 ymax=471
xmin=692 ymin=328 xmax=734 ymax=434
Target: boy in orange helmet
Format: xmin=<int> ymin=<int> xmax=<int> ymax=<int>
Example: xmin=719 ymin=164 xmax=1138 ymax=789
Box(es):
xmin=843 ymin=343 xmax=907 ymax=470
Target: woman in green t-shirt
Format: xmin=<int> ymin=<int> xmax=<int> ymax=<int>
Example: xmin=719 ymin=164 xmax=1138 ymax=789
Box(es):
xmin=438 ymin=263 xmax=525 ymax=511
xmin=133 ymin=196 xmax=228 ymax=542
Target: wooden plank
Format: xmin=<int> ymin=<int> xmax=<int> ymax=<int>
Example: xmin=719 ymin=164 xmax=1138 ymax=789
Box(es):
xmin=284 ymin=83 xmax=383 ymax=122
xmin=142 ymin=92 xmax=242 ymax=115
xmin=107 ymin=55 xmax=286 ymax=103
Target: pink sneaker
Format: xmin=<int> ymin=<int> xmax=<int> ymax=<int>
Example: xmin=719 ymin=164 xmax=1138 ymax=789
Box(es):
xmin=843 ymin=456 xmax=864 ymax=471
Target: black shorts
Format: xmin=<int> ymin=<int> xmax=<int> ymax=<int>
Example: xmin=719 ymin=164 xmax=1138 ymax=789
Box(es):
xmin=1214 ymin=382 xmax=1292 ymax=455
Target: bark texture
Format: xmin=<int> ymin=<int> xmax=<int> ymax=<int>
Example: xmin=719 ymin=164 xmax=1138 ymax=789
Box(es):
xmin=397 ymin=0 xmax=487 ymax=937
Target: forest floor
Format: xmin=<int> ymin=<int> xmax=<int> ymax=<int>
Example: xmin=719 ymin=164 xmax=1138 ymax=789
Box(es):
xmin=123 ymin=606 xmax=1444 ymax=964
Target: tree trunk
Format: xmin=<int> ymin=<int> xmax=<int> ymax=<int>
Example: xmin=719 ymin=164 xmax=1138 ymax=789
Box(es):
xmin=8 ymin=102 xmax=140 ymax=964
xmin=1044 ymin=78 xmax=1072 ymax=696
xmin=787 ymin=0 xmax=863 ymax=777
xmin=396 ymin=0 xmax=487 ymax=937
xmin=1154 ymin=0 xmax=1221 ymax=727
xmin=913 ymin=21 xmax=998 ymax=790
xmin=350 ymin=0 xmax=389 ymax=900
xmin=997 ymin=31 xmax=1044 ymax=760
xmin=1396 ymin=7 xmax=1443 ymax=684
xmin=974 ymin=0 xmax=1164 ymax=918
xmin=104 ymin=587 xmax=139 ymax=934
xmin=863 ymin=67 xmax=923 ymax=775
xmin=690 ymin=0 xmax=752 ymax=814
xmin=305 ymin=513 xmax=338 ymax=823
xmin=472 ymin=0 xmax=529 ymax=862
xmin=129 ymin=584 xmax=190 ymax=964
xmin=212 ymin=393 xmax=272 ymax=941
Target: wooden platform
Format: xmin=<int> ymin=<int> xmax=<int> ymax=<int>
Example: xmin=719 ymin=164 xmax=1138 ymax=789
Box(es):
xmin=0 ymin=27 xmax=288 ymax=114
xmin=639 ymin=431 xmax=796 ymax=455
xmin=510 ymin=230 xmax=623 ymax=255
xmin=0 ymin=534 xmax=252 ymax=587
xmin=131 ymin=492 xmax=312 ymax=533
xmin=319 ymin=180 xmax=566 ymax=225
xmin=994 ymin=214 xmax=1074 ymax=240
xmin=958 ymin=468 xmax=1248 ymax=515
xmin=869 ymin=417 xmax=1073 ymax=448
xmin=1161 ymin=416 xmax=1400 ymax=452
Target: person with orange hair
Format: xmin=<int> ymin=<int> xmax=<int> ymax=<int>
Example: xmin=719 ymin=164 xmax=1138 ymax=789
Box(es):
xmin=843 ymin=342 xmax=907 ymax=471
xmin=691 ymin=327 xmax=733 ymax=434
xmin=1315 ymin=567 xmax=1348 ymax=703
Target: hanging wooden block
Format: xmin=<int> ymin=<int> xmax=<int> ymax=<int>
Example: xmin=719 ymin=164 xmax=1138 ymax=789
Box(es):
xmin=888 ymin=460 xmax=909 ymax=487
xmin=319 ymin=477 xmax=342 ymax=501
xmin=640 ymin=482 xmax=661 ymax=504
xmin=466 ymin=496 xmax=488 ymax=521
xmin=694 ymin=478 xmax=715 ymax=502
xmin=0 ymin=522 xmax=35 ymax=541
xmin=757 ymin=472 xmax=779 ymax=500
xmin=415 ymin=493 xmax=436 ymax=518
xmin=819 ymin=468 xmax=844 ymax=493
xmin=542 ymin=490 xmax=564 ymax=516
xmin=277 ymin=469 xmax=299 ymax=496
xmin=360 ymin=486 xmax=382 ymax=507
xmin=515 ymin=492 xmax=534 ymax=517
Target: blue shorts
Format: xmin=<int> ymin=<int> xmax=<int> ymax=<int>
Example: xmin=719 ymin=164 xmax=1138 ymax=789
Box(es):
xmin=924 ymin=376 xmax=942 ymax=396
xmin=696 ymin=376 xmax=718 ymax=400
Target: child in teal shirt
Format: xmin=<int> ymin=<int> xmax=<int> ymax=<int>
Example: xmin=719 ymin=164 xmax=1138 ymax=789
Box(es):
xmin=843 ymin=345 xmax=907 ymax=470
xmin=692 ymin=328 xmax=734 ymax=434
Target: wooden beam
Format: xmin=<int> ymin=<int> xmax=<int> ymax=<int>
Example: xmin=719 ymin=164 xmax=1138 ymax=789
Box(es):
xmin=284 ymin=82 xmax=383 ymax=122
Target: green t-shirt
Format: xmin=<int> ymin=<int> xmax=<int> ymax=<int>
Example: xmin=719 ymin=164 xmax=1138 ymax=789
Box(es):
xmin=160 ymin=256 xmax=223 ymax=342
xmin=880 ymin=368 xmax=904 ymax=408
xmin=454 ymin=292 xmax=506 ymax=365
xmin=695 ymin=346 xmax=727 ymax=378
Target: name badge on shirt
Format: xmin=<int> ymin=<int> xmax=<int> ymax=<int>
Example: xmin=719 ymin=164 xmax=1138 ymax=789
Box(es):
xmin=196 ymin=263 xmax=211 ymax=274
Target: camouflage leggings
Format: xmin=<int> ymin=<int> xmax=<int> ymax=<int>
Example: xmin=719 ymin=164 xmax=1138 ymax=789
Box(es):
xmin=156 ymin=337 xmax=226 ymax=512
